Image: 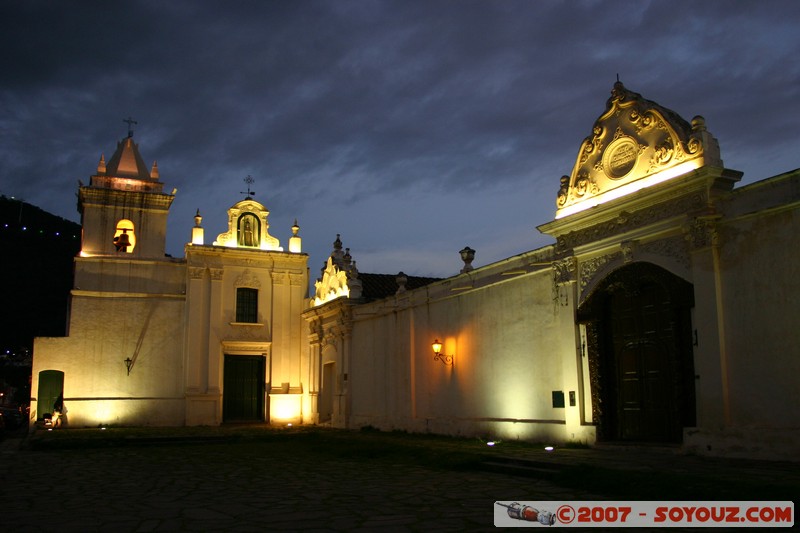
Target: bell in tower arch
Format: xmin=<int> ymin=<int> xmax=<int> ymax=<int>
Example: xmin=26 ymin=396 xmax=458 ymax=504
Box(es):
xmin=114 ymin=228 xmax=131 ymax=252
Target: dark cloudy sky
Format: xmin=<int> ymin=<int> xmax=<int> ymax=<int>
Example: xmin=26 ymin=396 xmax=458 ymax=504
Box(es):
xmin=2 ymin=1 xmax=799 ymax=279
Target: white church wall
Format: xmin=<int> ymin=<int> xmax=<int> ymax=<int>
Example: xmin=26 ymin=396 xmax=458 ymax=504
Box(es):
xmin=32 ymin=291 xmax=186 ymax=427
xmin=720 ymin=206 xmax=800 ymax=428
xmin=683 ymin=173 xmax=800 ymax=460
xmin=345 ymin=249 xmax=586 ymax=444
xmin=74 ymin=257 xmax=186 ymax=294
xmin=184 ymin=246 xmax=309 ymax=426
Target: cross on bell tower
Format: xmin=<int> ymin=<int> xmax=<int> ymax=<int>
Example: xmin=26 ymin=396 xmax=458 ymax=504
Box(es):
xmin=123 ymin=116 xmax=138 ymax=138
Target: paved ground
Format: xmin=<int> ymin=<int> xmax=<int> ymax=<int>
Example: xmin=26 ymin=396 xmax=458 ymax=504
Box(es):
xmin=1 ymin=426 xmax=797 ymax=532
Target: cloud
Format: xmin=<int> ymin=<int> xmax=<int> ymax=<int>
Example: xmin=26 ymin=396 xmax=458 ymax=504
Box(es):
xmin=2 ymin=0 xmax=799 ymax=278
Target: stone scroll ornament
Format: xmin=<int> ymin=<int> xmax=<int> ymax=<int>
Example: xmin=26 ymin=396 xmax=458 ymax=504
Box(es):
xmin=555 ymin=80 xmax=721 ymax=218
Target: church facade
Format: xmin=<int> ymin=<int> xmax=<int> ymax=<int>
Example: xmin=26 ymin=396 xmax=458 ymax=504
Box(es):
xmin=31 ymin=83 xmax=799 ymax=460
xmin=31 ymin=134 xmax=309 ymax=428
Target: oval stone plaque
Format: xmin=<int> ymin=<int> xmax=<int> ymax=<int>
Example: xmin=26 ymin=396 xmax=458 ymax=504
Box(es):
xmin=603 ymin=136 xmax=638 ymax=179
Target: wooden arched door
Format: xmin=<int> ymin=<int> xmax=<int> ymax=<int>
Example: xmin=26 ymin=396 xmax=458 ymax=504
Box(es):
xmin=579 ymin=262 xmax=695 ymax=443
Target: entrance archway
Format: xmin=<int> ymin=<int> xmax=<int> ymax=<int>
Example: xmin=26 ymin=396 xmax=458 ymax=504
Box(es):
xmin=579 ymin=262 xmax=695 ymax=443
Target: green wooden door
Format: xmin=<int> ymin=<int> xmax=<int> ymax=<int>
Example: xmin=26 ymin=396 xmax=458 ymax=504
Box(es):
xmin=37 ymin=370 xmax=64 ymax=420
xmin=223 ymin=355 xmax=265 ymax=422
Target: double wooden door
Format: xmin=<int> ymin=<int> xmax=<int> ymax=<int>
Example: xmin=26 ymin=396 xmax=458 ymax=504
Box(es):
xmin=223 ymin=355 xmax=265 ymax=422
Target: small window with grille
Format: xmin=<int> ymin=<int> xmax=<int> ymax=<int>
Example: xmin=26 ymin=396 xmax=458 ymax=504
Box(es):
xmin=236 ymin=287 xmax=258 ymax=323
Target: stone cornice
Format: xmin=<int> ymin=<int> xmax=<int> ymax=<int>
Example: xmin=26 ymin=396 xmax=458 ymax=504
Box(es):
xmin=71 ymin=290 xmax=185 ymax=299
xmin=79 ymin=186 xmax=175 ymax=211
xmin=302 ymin=296 xmax=353 ymax=322
xmin=220 ymin=340 xmax=271 ymax=354
xmin=76 ymin=256 xmax=186 ymax=267
xmin=540 ymin=167 xmax=742 ymax=255
xmin=185 ymin=244 xmax=307 ymax=266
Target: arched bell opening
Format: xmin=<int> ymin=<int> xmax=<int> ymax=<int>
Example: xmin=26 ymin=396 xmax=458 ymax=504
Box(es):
xmin=113 ymin=219 xmax=136 ymax=253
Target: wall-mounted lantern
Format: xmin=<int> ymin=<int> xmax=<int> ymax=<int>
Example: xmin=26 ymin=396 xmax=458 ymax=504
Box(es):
xmin=124 ymin=357 xmax=133 ymax=375
xmin=432 ymin=339 xmax=454 ymax=366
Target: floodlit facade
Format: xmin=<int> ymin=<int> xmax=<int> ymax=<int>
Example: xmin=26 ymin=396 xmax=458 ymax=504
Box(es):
xmin=305 ymin=82 xmax=799 ymax=461
xmin=30 ymin=82 xmax=799 ymax=460
xmin=31 ymin=133 xmax=309 ymax=427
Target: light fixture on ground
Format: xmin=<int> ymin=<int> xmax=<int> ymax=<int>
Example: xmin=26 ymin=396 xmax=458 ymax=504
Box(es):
xmin=431 ymin=339 xmax=454 ymax=366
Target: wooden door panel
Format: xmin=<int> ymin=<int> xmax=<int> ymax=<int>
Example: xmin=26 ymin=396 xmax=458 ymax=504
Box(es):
xmin=610 ymin=283 xmax=678 ymax=442
xmin=223 ymin=355 xmax=264 ymax=422
xmin=579 ymin=263 xmax=695 ymax=444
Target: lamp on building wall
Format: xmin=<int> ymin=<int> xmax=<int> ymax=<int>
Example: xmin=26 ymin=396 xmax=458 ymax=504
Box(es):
xmin=124 ymin=357 xmax=133 ymax=375
xmin=432 ymin=339 xmax=454 ymax=366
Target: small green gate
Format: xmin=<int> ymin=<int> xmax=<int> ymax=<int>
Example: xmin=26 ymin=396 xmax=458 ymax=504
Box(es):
xmin=37 ymin=370 xmax=64 ymax=420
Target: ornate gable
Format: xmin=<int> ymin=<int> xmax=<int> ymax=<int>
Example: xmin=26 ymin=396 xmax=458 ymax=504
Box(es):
xmin=214 ymin=198 xmax=282 ymax=250
xmin=555 ymin=81 xmax=722 ymax=219
xmin=312 ymin=234 xmax=363 ymax=307
xmin=313 ymin=257 xmax=351 ymax=306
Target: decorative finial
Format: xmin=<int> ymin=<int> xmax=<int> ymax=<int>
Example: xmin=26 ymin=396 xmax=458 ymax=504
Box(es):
xmin=150 ymin=160 xmax=159 ymax=179
xmin=97 ymin=154 xmax=106 ymax=174
xmin=459 ymin=246 xmax=476 ymax=274
xmin=240 ymin=175 xmax=256 ymax=199
xmin=611 ymin=76 xmax=626 ymax=99
xmin=123 ymin=116 xmax=138 ymax=138
xmin=691 ymin=115 xmax=707 ymax=132
xmin=396 ymin=271 xmax=408 ymax=294
xmin=194 ymin=209 xmax=202 ymax=227
xmin=292 ymin=219 xmax=300 ymax=236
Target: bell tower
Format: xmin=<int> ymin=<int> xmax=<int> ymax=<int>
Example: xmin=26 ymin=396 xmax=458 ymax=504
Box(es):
xmin=78 ymin=124 xmax=174 ymax=258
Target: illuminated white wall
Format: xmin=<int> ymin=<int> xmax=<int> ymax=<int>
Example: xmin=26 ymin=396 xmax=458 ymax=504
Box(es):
xmin=683 ymin=173 xmax=800 ymax=459
xmin=32 ymin=135 xmax=311 ymax=430
xmin=308 ymin=168 xmax=800 ymax=460
xmin=323 ymin=247 xmax=593 ymax=445
xmin=32 ymin=259 xmax=187 ymax=427
xmin=184 ymin=245 xmax=309 ymax=426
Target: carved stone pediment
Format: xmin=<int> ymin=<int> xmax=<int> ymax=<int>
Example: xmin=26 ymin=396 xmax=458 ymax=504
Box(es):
xmin=555 ymin=81 xmax=722 ymax=219
xmin=234 ymin=269 xmax=261 ymax=289
xmin=553 ymin=192 xmax=706 ymax=253
xmin=313 ymin=257 xmax=350 ymax=307
xmin=214 ymin=198 xmax=282 ymax=251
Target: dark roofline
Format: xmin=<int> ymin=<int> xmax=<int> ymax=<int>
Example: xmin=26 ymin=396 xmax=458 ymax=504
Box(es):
xmin=356 ymin=272 xmax=442 ymax=301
